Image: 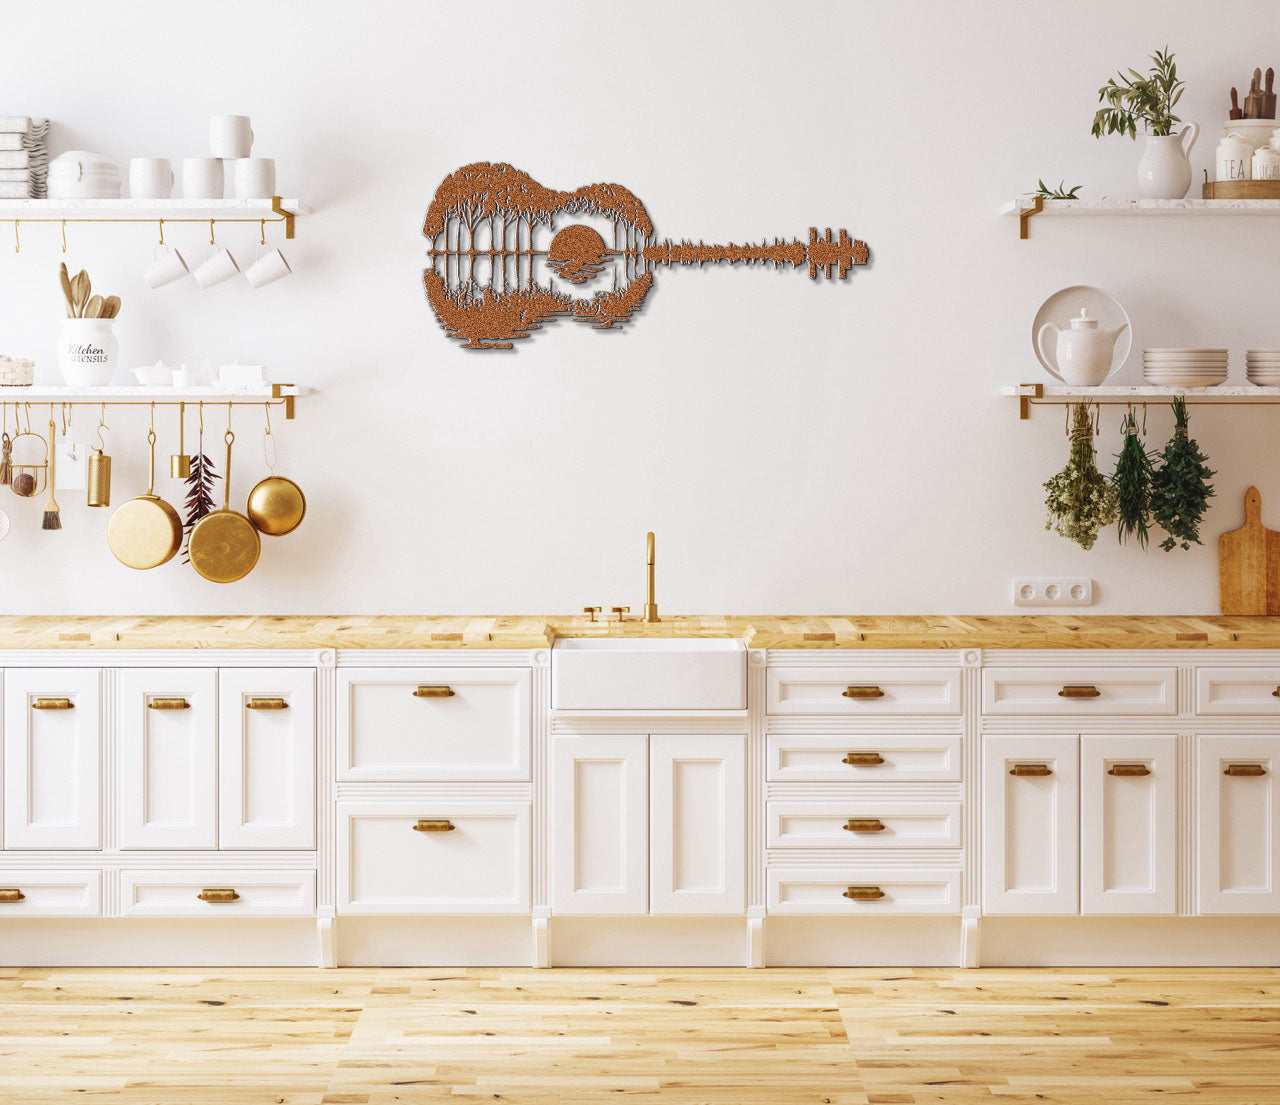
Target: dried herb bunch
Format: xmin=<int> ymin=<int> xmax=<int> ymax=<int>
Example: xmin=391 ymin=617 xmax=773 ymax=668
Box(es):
xmin=1045 ymin=403 xmax=1118 ymax=551
xmin=1112 ymin=410 xmax=1155 ymax=547
xmin=181 ymin=450 xmax=219 ymax=563
xmin=1151 ymin=397 xmax=1214 ymax=551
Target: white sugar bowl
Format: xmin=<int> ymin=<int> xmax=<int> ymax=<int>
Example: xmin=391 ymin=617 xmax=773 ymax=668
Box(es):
xmin=1217 ymin=132 xmax=1254 ymax=182
xmin=1254 ymin=146 xmax=1280 ymax=180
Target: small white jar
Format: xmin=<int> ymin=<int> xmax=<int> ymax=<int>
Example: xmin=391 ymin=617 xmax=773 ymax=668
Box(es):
xmin=1217 ymin=132 xmax=1254 ymax=181
xmin=1255 ymin=146 xmax=1280 ymax=180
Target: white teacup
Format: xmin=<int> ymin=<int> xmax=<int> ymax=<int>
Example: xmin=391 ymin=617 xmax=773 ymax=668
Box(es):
xmin=233 ymin=157 xmax=276 ymax=199
xmin=193 ymin=246 xmax=240 ymax=289
xmin=129 ymin=157 xmax=173 ymax=199
xmin=144 ymin=244 xmax=189 ymax=289
xmin=244 ymin=245 xmax=291 ymax=288
xmin=182 ymin=157 xmax=224 ymax=199
xmin=209 ymin=115 xmax=253 ymax=159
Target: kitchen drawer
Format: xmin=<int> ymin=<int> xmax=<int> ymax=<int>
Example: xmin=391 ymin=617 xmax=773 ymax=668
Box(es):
xmin=338 ymin=668 xmax=531 ymax=781
xmin=119 ymin=870 xmax=316 ymax=917
xmin=767 ymin=734 xmax=961 ymax=782
xmin=767 ymin=801 xmax=961 ymax=849
xmin=338 ymin=802 xmax=530 ymax=915
xmin=767 ymin=866 xmax=960 ymax=914
xmin=767 ymin=667 xmax=961 ymax=716
xmin=0 ymin=871 xmax=101 ymax=917
xmin=982 ymin=667 xmax=1177 ymax=716
xmin=1195 ymin=668 xmax=1280 ymax=715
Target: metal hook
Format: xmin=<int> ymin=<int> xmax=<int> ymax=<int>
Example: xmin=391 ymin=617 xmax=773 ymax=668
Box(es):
xmin=22 ymin=403 xmax=30 ymax=434
xmin=1093 ymin=402 xmax=1101 ymax=436
xmin=260 ymin=219 xmax=266 ymax=246
xmin=61 ymin=402 xmax=70 ymax=437
xmin=1142 ymin=402 xmax=1148 ymax=436
xmin=94 ymin=403 xmax=108 ymax=451
xmin=12 ymin=220 xmax=18 ymax=254
xmin=209 ymin=219 xmax=216 ymax=246
xmin=149 ymin=401 xmax=155 ymax=433
xmin=1064 ymin=403 xmax=1070 ymax=437
xmin=60 ymin=219 xmax=67 ymax=253
xmin=262 ymin=402 xmax=276 ymax=471
xmin=158 ymin=219 xmax=165 ymax=247
xmin=226 ymin=401 xmax=233 ymax=435
xmin=198 ymin=400 xmax=204 ymax=435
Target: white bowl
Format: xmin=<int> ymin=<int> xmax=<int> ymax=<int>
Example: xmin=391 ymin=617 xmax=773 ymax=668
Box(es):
xmin=132 ymin=364 xmax=172 ymax=387
xmin=1224 ymin=118 xmax=1280 ymax=151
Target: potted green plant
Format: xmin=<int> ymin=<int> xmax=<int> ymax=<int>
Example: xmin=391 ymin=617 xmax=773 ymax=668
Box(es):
xmin=1092 ymin=47 xmax=1198 ymax=199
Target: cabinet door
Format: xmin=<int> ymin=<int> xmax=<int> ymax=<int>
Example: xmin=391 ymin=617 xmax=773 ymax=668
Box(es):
xmin=3 ymin=669 xmax=101 ymax=849
xmin=551 ymin=736 xmax=648 ymax=915
xmin=219 ymin=670 xmax=316 ymax=849
xmin=650 ymin=736 xmax=745 ymax=915
xmin=118 ymin=669 xmax=218 ymax=850
xmin=982 ymin=736 xmax=1078 ymax=914
xmin=1197 ymin=736 xmax=1280 ymax=914
xmin=1080 ymin=736 xmax=1176 ymax=915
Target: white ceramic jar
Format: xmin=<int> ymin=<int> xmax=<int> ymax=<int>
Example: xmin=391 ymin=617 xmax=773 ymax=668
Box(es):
xmin=1217 ymin=133 xmax=1254 ymax=181
xmin=1253 ymin=146 xmax=1280 ymax=180
xmin=57 ymin=318 xmax=118 ymax=387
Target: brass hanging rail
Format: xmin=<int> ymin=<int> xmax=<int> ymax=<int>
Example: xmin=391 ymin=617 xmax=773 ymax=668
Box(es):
xmin=0 ymin=386 xmax=307 ymax=420
xmin=1 ymin=196 xmax=305 ymax=241
xmin=1005 ymin=383 xmax=1280 ymax=421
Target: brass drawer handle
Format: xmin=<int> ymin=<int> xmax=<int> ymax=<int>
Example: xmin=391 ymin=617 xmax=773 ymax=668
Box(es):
xmin=842 ymin=885 xmax=885 ymax=901
xmin=1272 ymin=687 xmax=1280 ymax=698
xmin=1010 ymin=763 xmax=1053 ymax=777
xmin=842 ymin=752 xmax=885 ymax=766
xmin=32 ymin=697 xmax=73 ymax=710
xmin=413 ymin=819 xmax=456 ymax=832
xmin=147 ymin=697 xmax=190 ymax=710
xmin=1058 ymin=684 xmax=1101 ymax=699
xmin=0 ymin=888 xmax=25 ymax=903
xmin=843 ymin=818 xmax=886 ymax=833
xmin=246 ymin=698 xmax=289 ymax=710
xmin=197 ymin=888 xmax=240 ymax=903
xmin=413 ymin=686 xmax=455 ymax=699
xmin=1225 ymin=763 xmax=1267 ymax=777
xmin=1107 ymin=763 xmax=1151 ymax=777
xmin=842 ymin=685 xmax=885 ymax=699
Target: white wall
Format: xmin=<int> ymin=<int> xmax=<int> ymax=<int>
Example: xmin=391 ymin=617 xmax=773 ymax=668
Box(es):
xmin=0 ymin=0 xmax=1275 ymax=615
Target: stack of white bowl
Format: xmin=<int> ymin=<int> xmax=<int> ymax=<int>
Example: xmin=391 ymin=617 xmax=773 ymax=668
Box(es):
xmin=1143 ymin=348 xmax=1228 ymax=387
xmin=48 ymin=151 xmax=120 ymax=199
xmin=1246 ymin=349 xmax=1280 ymax=386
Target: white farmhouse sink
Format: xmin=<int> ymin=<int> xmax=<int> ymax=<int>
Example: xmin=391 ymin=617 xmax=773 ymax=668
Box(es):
xmin=552 ymin=637 xmax=746 ymax=712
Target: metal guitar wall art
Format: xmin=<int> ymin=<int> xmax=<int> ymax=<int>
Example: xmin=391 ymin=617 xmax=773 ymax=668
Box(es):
xmin=422 ymin=162 xmax=869 ymax=350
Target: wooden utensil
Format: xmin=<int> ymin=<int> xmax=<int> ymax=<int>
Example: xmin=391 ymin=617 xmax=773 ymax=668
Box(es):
xmin=1244 ymin=68 xmax=1265 ymax=118
xmin=101 ymin=295 xmax=120 ymax=320
xmin=70 ymin=270 xmax=90 ymax=318
xmin=58 ymin=263 xmax=75 ymax=318
xmin=1265 ymin=68 xmax=1276 ymax=119
xmin=1219 ymin=486 xmax=1280 ymax=614
xmin=187 ymin=429 xmax=260 ymax=583
xmin=106 ymin=426 xmax=182 ymax=570
xmin=83 ymin=294 xmax=103 ymax=320
xmin=41 ymin=417 xmax=60 ymax=530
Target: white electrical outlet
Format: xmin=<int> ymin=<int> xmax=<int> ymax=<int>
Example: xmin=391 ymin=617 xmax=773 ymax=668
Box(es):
xmin=1013 ymin=577 xmax=1094 ymax=607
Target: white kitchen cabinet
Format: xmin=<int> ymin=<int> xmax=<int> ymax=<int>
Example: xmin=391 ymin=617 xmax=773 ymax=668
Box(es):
xmin=1080 ymin=736 xmax=1177 ymax=915
xmin=118 ymin=669 xmax=218 ymax=850
xmin=766 ymin=801 xmax=961 ymax=850
xmin=650 ymin=736 xmax=745 ymax=915
xmin=219 ymin=669 xmax=315 ymax=849
xmin=767 ymin=667 xmax=961 ymax=716
xmin=1197 ymin=736 xmax=1280 ymax=914
xmin=3 ymin=669 xmax=101 ymax=850
xmin=0 ymin=870 xmax=101 ymax=917
xmin=767 ymin=866 xmax=961 ymax=915
xmin=982 ymin=736 xmax=1079 ymax=914
xmin=982 ymin=667 xmax=1177 ymax=716
xmin=551 ymin=736 xmax=649 ymax=914
xmin=766 ymin=734 xmax=962 ymax=782
xmin=120 ymin=870 xmax=316 ymax=917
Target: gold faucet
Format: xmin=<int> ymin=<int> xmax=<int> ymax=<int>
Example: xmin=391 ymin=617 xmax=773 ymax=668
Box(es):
xmin=643 ymin=531 xmax=660 ymax=623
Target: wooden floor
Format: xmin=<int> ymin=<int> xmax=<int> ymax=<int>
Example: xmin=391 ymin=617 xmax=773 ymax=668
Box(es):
xmin=0 ymin=968 xmax=1277 ymax=1104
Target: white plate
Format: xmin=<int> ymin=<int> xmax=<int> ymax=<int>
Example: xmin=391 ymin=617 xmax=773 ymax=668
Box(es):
xmin=1144 ymin=347 xmax=1228 ymax=354
xmin=1032 ymin=285 xmax=1132 ymax=383
xmin=1144 ymin=374 xmax=1227 ymax=386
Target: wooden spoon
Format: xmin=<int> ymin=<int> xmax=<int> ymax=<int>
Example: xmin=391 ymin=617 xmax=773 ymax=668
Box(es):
xmin=58 ymin=262 xmax=74 ymax=318
xmin=83 ymin=294 xmax=103 ymax=320
xmin=70 ymin=270 xmax=90 ymax=318
xmin=101 ymin=295 xmax=120 ymax=320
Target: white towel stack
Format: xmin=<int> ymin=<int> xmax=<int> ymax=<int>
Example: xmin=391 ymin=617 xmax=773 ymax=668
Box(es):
xmin=0 ymin=116 xmax=49 ymax=198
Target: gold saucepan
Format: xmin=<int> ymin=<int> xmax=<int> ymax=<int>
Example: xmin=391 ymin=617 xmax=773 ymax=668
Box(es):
xmin=107 ymin=427 xmax=182 ymax=569
xmin=246 ymin=406 xmax=305 ymax=536
xmin=188 ymin=428 xmax=260 ymax=584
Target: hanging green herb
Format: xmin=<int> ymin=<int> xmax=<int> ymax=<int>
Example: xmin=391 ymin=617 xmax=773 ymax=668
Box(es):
xmin=1112 ymin=409 xmax=1155 ymax=547
xmin=1045 ymin=402 xmax=1118 ymax=550
xmin=1151 ymin=396 xmax=1214 ymax=551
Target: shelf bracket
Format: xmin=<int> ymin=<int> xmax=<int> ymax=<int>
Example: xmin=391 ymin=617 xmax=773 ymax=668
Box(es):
xmin=271 ymin=195 xmax=295 ymax=240
xmin=272 ymin=383 xmax=296 ymax=420
xmin=1014 ymin=383 xmax=1042 ymax=420
xmin=1018 ymin=195 xmax=1044 ymax=240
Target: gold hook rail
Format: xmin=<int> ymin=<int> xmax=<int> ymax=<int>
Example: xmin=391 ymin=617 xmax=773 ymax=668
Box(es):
xmin=0 ymin=386 xmax=303 ymax=420
xmin=1007 ymin=384 xmax=1280 ymax=421
xmin=3 ymin=196 xmax=301 ymax=241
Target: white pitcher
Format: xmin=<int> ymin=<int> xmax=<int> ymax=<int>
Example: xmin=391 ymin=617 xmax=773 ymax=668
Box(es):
xmin=1137 ymin=123 xmax=1199 ymax=199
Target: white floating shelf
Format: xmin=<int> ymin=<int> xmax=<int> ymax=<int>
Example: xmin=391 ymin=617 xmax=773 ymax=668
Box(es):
xmin=1001 ymin=195 xmax=1280 ymax=238
xmin=1005 ymin=383 xmax=1280 ymax=420
xmin=0 ymin=384 xmax=312 ymax=419
xmin=0 ymin=197 xmax=310 ymax=239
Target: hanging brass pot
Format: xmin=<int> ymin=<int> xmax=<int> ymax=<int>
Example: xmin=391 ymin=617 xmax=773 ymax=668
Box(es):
xmin=107 ymin=425 xmax=182 ymax=570
xmin=188 ymin=428 xmax=260 ymax=584
xmin=246 ymin=405 xmax=305 ymax=536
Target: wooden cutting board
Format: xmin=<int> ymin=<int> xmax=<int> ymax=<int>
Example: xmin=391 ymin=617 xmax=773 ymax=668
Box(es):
xmin=1219 ymin=487 xmax=1280 ymax=614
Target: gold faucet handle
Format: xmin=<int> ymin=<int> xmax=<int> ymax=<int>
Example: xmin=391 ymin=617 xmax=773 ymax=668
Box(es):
xmin=582 ymin=606 xmax=602 ymax=622
xmin=611 ymin=606 xmax=630 ymax=623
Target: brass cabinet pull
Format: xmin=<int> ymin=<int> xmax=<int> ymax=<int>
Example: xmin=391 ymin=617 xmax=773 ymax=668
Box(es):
xmin=0 ymin=888 xmax=25 ymax=903
xmin=1058 ymin=684 xmax=1102 ymax=699
xmin=413 ymin=819 xmax=456 ymax=832
xmin=413 ymin=686 xmax=455 ymax=699
xmin=1225 ymin=763 xmax=1267 ymax=777
xmin=147 ymin=697 xmax=190 ymax=710
xmin=31 ymin=697 xmax=73 ymax=710
xmin=843 ymin=818 xmax=886 ymax=833
xmin=246 ymin=698 xmax=288 ymax=710
xmin=842 ymin=685 xmax=885 ymax=699
xmin=1107 ymin=763 xmax=1151 ymax=777
xmin=843 ymin=751 xmax=885 ymax=766
xmin=842 ymin=885 xmax=885 ymax=901
xmin=197 ymin=888 xmax=240 ymax=903
xmin=1272 ymin=687 xmax=1280 ymax=698
xmin=1010 ymin=763 xmax=1053 ymax=777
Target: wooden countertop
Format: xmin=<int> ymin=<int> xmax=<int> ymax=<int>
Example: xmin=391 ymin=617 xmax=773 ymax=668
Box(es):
xmin=0 ymin=614 xmax=1278 ymax=650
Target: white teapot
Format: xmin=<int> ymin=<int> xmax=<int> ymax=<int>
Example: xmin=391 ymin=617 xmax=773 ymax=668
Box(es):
xmin=1037 ymin=308 xmax=1128 ymax=386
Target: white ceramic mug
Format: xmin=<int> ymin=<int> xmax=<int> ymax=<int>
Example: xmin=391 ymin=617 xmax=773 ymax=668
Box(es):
xmin=233 ymin=157 xmax=276 ymax=199
xmin=144 ymin=244 xmax=189 ymax=288
xmin=129 ymin=157 xmax=173 ymax=199
xmin=193 ymin=245 xmax=240 ymax=289
xmin=182 ymin=157 xmax=224 ymax=199
xmin=209 ymin=115 xmax=253 ymax=159
xmin=244 ymin=244 xmax=291 ymax=288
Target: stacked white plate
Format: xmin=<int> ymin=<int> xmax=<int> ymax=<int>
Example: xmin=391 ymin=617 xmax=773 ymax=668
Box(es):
xmin=1246 ymin=349 xmax=1280 ymax=386
xmin=1143 ymin=348 xmax=1228 ymax=387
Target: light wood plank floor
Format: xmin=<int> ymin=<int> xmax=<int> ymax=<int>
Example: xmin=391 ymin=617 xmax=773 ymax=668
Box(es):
xmin=0 ymin=967 xmax=1277 ymax=1104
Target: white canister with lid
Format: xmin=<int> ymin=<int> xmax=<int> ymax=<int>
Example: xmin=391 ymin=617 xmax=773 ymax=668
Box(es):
xmin=1254 ymin=146 xmax=1280 ymax=181
xmin=1216 ymin=132 xmax=1254 ymax=182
